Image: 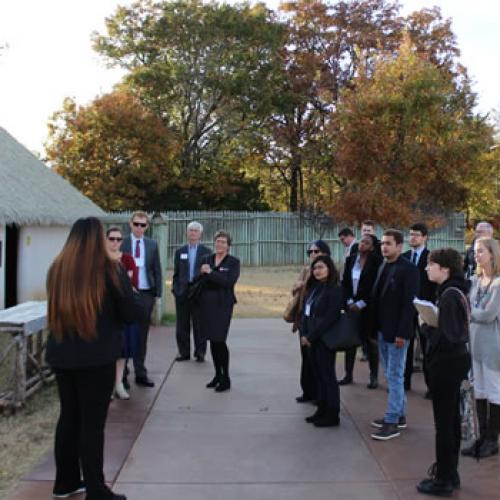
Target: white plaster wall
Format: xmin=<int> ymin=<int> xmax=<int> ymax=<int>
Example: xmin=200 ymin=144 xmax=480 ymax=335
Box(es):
xmin=17 ymin=226 xmax=70 ymax=303
xmin=0 ymin=225 xmax=5 ymax=309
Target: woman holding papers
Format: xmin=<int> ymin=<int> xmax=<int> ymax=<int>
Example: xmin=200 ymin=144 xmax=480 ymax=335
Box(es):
xmin=416 ymin=248 xmax=470 ymax=497
xmin=462 ymin=237 xmax=500 ymax=459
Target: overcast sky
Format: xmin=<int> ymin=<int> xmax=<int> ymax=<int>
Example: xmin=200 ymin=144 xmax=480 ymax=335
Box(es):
xmin=0 ymin=0 xmax=498 ymax=155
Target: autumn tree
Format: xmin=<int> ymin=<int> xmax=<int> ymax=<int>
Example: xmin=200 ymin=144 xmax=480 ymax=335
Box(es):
xmin=331 ymin=41 xmax=493 ymax=225
xmin=45 ymin=91 xmax=179 ymax=211
xmin=92 ymin=0 xmax=285 ymax=175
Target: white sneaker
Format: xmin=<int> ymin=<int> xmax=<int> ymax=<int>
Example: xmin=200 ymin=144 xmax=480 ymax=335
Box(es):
xmin=115 ymin=382 xmax=130 ymax=400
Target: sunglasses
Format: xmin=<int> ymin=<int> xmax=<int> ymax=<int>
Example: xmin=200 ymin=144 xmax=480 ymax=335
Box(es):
xmin=307 ymin=249 xmax=321 ymax=255
xmin=132 ymin=222 xmax=147 ymax=228
xmin=108 ymin=237 xmax=123 ymax=242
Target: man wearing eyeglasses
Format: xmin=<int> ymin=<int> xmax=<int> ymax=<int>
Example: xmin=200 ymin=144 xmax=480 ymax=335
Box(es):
xmin=121 ymin=211 xmax=162 ymax=388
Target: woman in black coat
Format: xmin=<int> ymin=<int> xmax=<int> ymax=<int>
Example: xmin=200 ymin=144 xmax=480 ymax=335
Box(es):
xmin=340 ymin=234 xmax=382 ymax=388
xmin=198 ymin=230 xmax=240 ymax=392
xmin=46 ymin=217 xmax=139 ymax=500
xmin=300 ymin=255 xmax=343 ymax=427
xmin=416 ymin=248 xmax=471 ymax=497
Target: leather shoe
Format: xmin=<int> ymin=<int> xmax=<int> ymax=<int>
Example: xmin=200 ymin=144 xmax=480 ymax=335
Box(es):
xmin=135 ymin=377 xmax=155 ymax=388
xmin=175 ymin=354 xmax=190 ymax=361
xmin=195 ymin=355 xmax=205 ymax=362
xmin=215 ymin=377 xmax=231 ymax=392
xmin=338 ymin=375 xmax=353 ymax=386
xmin=416 ymin=478 xmax=453 ymax=497
xmin=367 ymin=377 xmax=378 ymax=389
xmin=296 ymin=395 xmax=313 ymax=403
xmin=206 ymin=376 xmax=219 ymax=388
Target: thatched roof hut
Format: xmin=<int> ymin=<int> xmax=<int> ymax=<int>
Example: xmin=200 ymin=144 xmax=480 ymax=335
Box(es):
xmin=0 ymin=127 xmax=104 ymax=225
xmin=0 ymin=127 xmax=104 ymax=308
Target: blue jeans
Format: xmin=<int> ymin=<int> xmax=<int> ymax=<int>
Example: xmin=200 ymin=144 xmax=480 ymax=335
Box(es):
xmin=378 ymin=332 xmax=409 ymax=424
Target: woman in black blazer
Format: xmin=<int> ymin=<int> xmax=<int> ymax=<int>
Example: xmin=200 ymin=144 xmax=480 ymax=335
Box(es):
xmin=300 ymin=255 xmax=343 ymax=427
xmin=198 ymin=230 xmax=240 ymax=392
xmin=46 ymin=217 xmax=138 ymax=500
xmin=340 ymin=234 xmax=382 ymax=388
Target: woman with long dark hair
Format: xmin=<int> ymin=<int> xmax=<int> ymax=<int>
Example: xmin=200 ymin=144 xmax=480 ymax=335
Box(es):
xmin=416 ymin=248 xmax=470 ymax=497
xmin=47 ymin=217 xmax=138 ymax=500
xmin=300 ymin=255 xmax=343 ymax=427
xmin=290 ymin=240 xmax=331 ymax=403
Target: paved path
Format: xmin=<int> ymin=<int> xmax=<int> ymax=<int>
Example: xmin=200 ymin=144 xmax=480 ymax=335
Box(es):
xmin=8 ymin=319 xmax=500 ymax=499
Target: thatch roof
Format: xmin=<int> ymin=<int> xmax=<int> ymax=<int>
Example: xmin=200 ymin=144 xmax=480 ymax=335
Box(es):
xmin=0 ymin=127 xmax=104 ymax=225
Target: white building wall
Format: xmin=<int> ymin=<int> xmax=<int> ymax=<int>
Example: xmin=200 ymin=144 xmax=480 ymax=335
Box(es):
xmin=0 ymin=225 xmax=5 ymax=309
xmin=17 ymin=225 xmax=70 ymax=303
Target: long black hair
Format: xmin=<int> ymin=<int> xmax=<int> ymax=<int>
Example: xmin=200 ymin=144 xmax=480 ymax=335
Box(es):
xmin=305 ymin=254 xmax=339 ymax=291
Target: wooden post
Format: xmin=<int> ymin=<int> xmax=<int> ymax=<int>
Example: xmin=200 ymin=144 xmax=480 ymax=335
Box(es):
xmin=14 ymin=334 xmax=27 ymax=408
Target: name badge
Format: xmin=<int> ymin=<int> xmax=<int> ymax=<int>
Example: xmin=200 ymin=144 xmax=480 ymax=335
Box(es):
xmin=180 ymin=253 xmax=188 ymax=260
xmin=305 ymin=303 xmax=311 ymax=317
xmin=219 ymin=267 xmax=229 ymax=272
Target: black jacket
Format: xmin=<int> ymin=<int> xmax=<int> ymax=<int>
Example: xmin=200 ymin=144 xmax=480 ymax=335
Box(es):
xmin=121 ymin=235 xmax=163 ymax=297
xmin=369 ymin=255 xmax=419 ymax=342
xmin=402 ymin=248 xmax=436 ymax=302
xmin=172 ymin=243 xmax=212 ymax=298
xmin=301 ymin=282 xmax=343 ymax=343
xmin=200 ymin=254 xmax=240 ymax=305
xmin=342 ymin=251 xmax=382 ymax=305
xmin=425 ymin=278 xmax=470 ymax=368
xmin=46 ymin=265 xmax=139 ymax=369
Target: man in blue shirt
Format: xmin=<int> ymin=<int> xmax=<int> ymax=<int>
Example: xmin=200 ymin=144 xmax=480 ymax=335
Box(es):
xmin=172 ymin=222 xmax=212 ymax=361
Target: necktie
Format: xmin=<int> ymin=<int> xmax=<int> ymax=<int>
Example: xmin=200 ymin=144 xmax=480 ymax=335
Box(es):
xmin=412 ymin=251 xmax=418 ymax=265
xmin=135 ymin=240 xmax=141 ymax=258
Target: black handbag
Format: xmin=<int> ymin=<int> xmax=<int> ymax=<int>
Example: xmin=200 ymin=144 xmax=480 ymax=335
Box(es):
xmin=321 ymin=310 xmax=362 ymax=351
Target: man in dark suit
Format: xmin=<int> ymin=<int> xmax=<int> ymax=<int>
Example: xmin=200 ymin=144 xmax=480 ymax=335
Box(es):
xmin=122 ymin=211 xmax=162 ymax=388
xmin=338 ymin=227 xmax=358 ymax=259
xmin=172 ymin=221 xmax=212 ymax=362
xmin=402 ymin=223 xmax=436 ymax=396
xmin=369 ymin=229 xmax=419 ymax=441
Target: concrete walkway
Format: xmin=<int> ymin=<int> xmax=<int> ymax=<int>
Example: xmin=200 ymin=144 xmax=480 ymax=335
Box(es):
xmin=8 ymin=319 xmax=500 ymax=499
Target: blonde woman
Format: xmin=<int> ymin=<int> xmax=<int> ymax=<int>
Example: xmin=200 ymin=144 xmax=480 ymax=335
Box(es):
xmin=463 ymin=237 xmax=500 ymax=458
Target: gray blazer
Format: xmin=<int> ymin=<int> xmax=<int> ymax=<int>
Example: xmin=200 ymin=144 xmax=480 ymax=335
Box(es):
xmin=122 ymin=235 xmax=163 ymax=297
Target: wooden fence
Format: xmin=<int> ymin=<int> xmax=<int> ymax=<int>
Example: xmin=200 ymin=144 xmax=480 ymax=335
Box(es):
xmin=102 ymin=211 xmax=466 ymax=269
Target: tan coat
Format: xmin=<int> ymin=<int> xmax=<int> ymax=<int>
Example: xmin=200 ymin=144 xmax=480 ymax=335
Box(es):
xmin=291 ymin=266 xmax=310 ymax=333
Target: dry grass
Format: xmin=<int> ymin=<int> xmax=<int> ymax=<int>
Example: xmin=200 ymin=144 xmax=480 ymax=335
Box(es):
xmin=164 ymin=265 xmax=303 ymax=319
xmin=0 ymin=384 xmax=59 ymax=498
xmin=234 ymin=266 xmax=303 ymax=318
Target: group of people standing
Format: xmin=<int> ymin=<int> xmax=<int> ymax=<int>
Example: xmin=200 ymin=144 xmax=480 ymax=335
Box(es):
xmin=42 ymin=212 xmax=500 ymax=500
xmin=289 ymin=219 xmax=500 ymax=497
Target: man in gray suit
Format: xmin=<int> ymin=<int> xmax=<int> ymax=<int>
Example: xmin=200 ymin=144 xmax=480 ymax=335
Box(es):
xmin=172 ymin=221 xmax=212 ymax=361
xmin=122 ymin=211 xmax=162 ymax=388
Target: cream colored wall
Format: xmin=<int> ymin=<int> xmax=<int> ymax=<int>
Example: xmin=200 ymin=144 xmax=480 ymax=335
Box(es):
xmin=0 ymin=225 xmax=5 ymax=309
xmin=17 ymin=225 xmax=69 ymax=303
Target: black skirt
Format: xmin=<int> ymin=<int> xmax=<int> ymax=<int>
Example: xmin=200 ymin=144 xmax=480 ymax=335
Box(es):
xmin=198 ymin=289 xmax=234 ymax=342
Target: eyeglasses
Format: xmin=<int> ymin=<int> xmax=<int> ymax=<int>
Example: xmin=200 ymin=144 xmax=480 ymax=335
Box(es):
xmin=307 ymin=249 xmax=321 ymax=256
xmin=108 ymin=237 xmax=123 ymax=242
xmin=133 ymin=222 xmax=147 ymax=228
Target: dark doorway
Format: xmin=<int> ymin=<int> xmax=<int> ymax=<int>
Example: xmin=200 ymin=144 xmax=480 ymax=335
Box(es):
xmin=5 ymin=224 xmax=19 ymax=308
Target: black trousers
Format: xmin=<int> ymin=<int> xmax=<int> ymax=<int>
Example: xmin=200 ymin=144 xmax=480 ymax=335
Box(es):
xmin=133 ymin=290 xmax=155 ymax=378
xmin=405 ymin=324 xmax=430 ymax=390
xmin=344 ymin=337 xmax=379 ymax=380
xmin=299 ymin=337 xmax=317 ymax=400
xmin=175 ymin=295 xmax=206 ymax=358
xmin=54 ymin=364 xmax=115 ymax=499
xmin=311 ymin=340 xmax=340 ymax=414
xmin=428 ymin=354 xmax=470 ymax=481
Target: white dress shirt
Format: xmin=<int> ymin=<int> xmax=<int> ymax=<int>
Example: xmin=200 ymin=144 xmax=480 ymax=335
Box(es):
xmin=131 ymin=234 xmax=151 ymax=290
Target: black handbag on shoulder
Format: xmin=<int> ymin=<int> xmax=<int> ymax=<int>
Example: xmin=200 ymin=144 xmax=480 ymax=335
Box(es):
xmin=321 ymin=310 xmax=362 ymax=351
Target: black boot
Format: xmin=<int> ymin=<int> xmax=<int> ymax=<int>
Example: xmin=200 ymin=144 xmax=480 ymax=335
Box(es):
xmin=305 ymin=403 xmax=326 ymax=423
xmin=313 ymin=409 xmax=340 ymax=427
xmin=416 ymin=478 xmax=453 ymax=497
xmin=462 ymin=399 xmax=487 ymax=457
xmin=206 ymin=376 xmax=219 ymax=388
xmin=477 ymin=402 xmax=500 ymax=458
xmin=215 ymin=376 xmax=231 ymax=392
xmin=338 ymin=374 xmax=353 ymax=386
